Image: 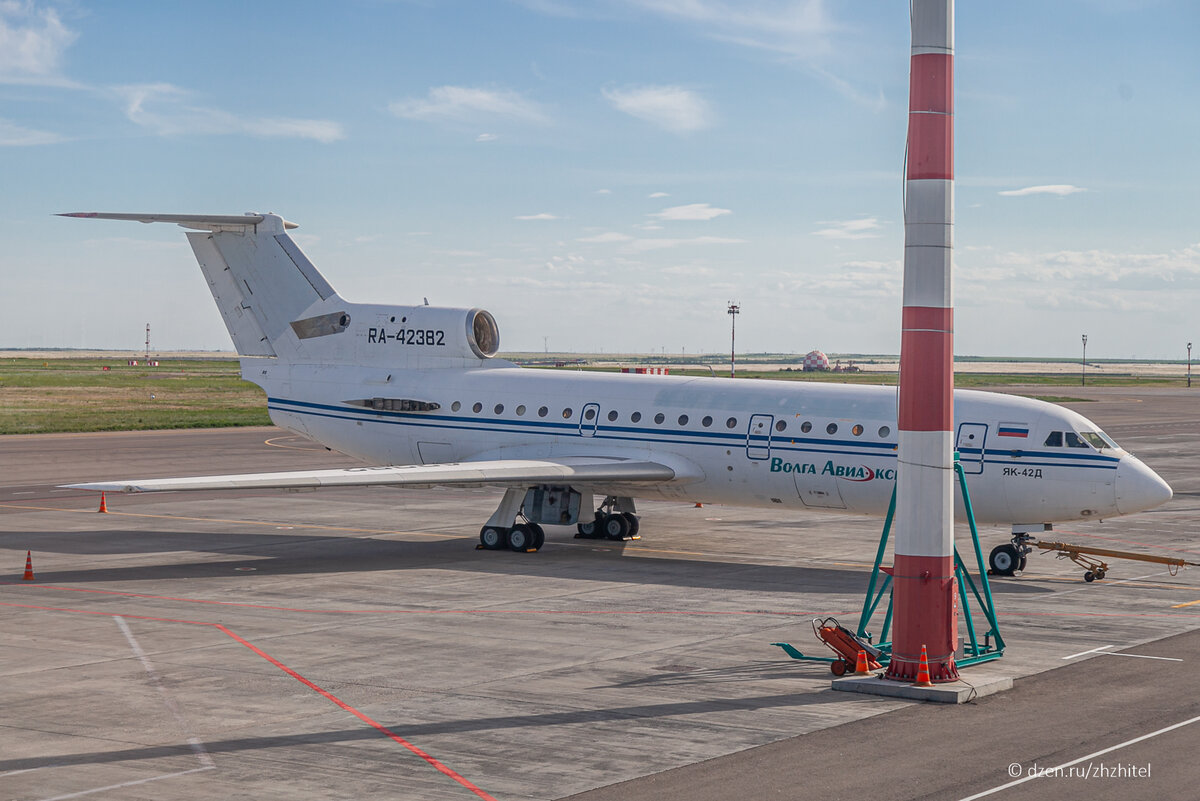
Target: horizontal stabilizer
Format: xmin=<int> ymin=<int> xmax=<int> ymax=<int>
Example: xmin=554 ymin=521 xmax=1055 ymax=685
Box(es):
xmin=61 ymin=457 xmax=682 ymax=494
xmin=58 ymin=212 xmax=298 ymax=230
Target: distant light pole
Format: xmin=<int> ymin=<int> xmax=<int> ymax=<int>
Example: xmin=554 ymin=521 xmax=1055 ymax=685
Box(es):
xmin=1081 ymin=334 xmax=1088 ymax=386
xmin=1188 ymin=342 xmax=1193 ymax=388
xmin=727 ymin=302 xmax=740 ymax=378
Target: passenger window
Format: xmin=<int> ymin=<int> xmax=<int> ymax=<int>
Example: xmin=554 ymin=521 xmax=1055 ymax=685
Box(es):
xmin=1064 ymin=432 xmax=1089 ymax=448
xmin=607 ymin=410 xmax=618 ymax=422
xmin=852 ymin=424 xmax=863 ymax=436
xmin=826 ymin=423 xmax=838 ymax=435
xmin=878 ymin=426 xmax=890 ymax=438
xmin=494 ymin=404 xmax=504 ymax=414
xmin=631 ymin=411 xmax=642 ymax=423
xmin=584 ymin=407 xmax=596 ymax=420
xmin=516 ymin=405 xmax=526 ymax=416
xmin=472 ymin=402 xmax=482 ymax=413
xmin=562 ymin=408 xmax=573 ymax=419
xmin=801 ymin=421 xmax=812 ymax=433
xmin=537 ymin=406 xmax=548 ymax=417
xmin=678 ymin=414 xmax=689 ymax=425
xmin=775 ymin=420 xmax=787 ymax=432
xmin=702 ymin=415 xmax=713 ymax=427
xmin=451 ymin=401 xmax=461 ymax=412
xmin=726 ymin=417 xmax=738 ymax=428
xmin=1044 ymin=431 xmax=1063 ymax=447
xmin=654 ymin=412 xmax=665 ymax=424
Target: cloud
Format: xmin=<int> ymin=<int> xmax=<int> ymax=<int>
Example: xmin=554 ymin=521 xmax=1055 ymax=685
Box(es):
xmin=651 ymin=202 xmax=732 ymax=221
xmin=514 ymin=212 xmax=559 ymax=220
xmin=390 ymin=86 xmax=547 ymax=123
xmin=0 ymin=117 xmax=64 ymax=145
xmin=648 ymin=192 xmax=670 ymax=198
xmin=812 ymin=217 xmax=882 ymax=240
xmin=624 ymin=0 xmax=834 ymax=57
xmin=603 ymin=85 xmax=712 ymax=133
xmin=0 ymin=2 xmax=79 ymax=86
xmin=577 ymin=232 xmax=633 ymax=243
xmin=115 ymin=83 xmax=344 ymax=142
xmin=626 ymin=235 xmax=744 ymax=251
xmin=475 ymin=132 xmax=498 ymax=142
xmin=998 ymin=184 xmax=1087 ymax=197
xmin=594 ymin=188 xmax=612 ymax=194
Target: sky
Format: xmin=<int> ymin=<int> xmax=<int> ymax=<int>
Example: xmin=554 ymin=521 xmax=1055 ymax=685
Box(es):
xmin=1 ymin=0 xmax=1197 ymax=359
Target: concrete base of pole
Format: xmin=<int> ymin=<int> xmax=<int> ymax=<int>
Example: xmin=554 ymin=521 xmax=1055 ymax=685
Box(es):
xmin=831 ymin=673 xmax=1012 ymax=704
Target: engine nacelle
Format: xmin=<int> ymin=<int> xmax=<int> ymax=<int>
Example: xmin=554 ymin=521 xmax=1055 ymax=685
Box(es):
xmin=356 ymin=304 xmax=500 ymax=363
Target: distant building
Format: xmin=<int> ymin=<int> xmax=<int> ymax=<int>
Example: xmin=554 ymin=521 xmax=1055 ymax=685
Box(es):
xmin=802 ymin=350 xmax=830 ymax=372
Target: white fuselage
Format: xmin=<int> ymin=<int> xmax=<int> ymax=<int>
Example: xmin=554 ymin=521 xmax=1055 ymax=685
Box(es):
xmin=258 ymin=361 xmax=1161 ymax=527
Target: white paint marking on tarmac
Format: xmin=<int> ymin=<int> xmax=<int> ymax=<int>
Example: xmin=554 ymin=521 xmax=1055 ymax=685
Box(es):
xmin=1102 ymin=651 xmax=1183 ymax=662
xmin=1062 ymin=644 xmax=1113 ymax=660
xmin=114 ymin=616 xmax=215 ymax=769
xmin=35 ymin=766 xmax=213 ymax=801
xmin=957 ymin=713 xmax=1200 ymax=801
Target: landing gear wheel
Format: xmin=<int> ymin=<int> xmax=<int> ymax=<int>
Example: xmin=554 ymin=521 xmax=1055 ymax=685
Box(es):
xmin=1094 ymin=568 xmax=1105 ymax=580
xmin=830 ymin=660 xmax=847 ymax=677
xmin=1084 ymin=570 xmax=1096 ymax=582
xmin=603 ymin=513 xmax=631 ymax=540
xmin=1017 ymin=555 xmax=1028 ymax=572
xmin=529 ymin=523 xmax=545 ymax=551
xmin=479 ymin=526 xmax=507 ymax=550
xmin=576 ymin=513 xmax=601 ymax=538
xmin=989 ymin=544 xmax=1020 ymax=576
xmin=508 ymin=523 xmax=535 ymax=552
xmin=621 ymin=512 xmax=640 ymax=539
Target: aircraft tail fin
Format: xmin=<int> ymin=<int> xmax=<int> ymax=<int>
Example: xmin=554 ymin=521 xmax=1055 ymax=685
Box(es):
xmin=60 ymin=212 xmax=339 ymax=358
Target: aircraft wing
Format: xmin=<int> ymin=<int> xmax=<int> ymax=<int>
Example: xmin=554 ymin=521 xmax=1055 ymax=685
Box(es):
xmin=61 ymin=456 xmax=686 ymax=494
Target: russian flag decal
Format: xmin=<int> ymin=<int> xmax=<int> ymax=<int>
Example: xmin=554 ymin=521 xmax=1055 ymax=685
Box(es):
xmin=997 ymin=425 xmax=1029 ymax=438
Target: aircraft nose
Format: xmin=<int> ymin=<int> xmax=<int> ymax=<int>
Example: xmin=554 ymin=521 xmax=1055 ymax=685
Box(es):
xmin=1115 ymin=457 xmax=1173 ymax=515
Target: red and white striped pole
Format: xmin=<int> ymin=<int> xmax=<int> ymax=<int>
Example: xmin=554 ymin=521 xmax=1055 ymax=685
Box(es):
xmin=885 ymin=0 xmax=959 ymax=683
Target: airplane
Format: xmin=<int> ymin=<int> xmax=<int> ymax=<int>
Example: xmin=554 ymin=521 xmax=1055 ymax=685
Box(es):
xmin=59 ymin=211 xmax=1173 ymax=575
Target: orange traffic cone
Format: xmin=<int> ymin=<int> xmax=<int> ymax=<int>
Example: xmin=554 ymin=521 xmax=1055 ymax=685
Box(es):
xmin=98 ymin=492 xmax=108 ymax=513
xmin=854 ymin=649 xmax=872 ymax=675
xmin=913 ymin=644 xmax=933 ymax=687
xmin=22 ymin=550 xmax=34 ymax=581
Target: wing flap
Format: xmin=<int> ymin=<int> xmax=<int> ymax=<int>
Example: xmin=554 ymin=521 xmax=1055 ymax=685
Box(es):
xmin=61 ymin=457 xmax=682 ymax=494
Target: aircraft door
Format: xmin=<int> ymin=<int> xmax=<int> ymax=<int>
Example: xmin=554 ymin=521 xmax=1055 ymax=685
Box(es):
xmin=956 ymin=423 xmax=988 ymax=474
xmin=746 ymin=414 xmax=773 ymax=460
xmin=580 ymin=403 xmax=600 ymax=437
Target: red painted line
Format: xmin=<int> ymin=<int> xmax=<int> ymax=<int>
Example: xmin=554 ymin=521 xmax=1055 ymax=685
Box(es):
xmin=2 ymin=584 xmax=806 ymax=616
xmin=1 ymin=600 xmax=498 ymax=800
xmin=908 ymin=53 xmax=953 ymax=113
xmin=212 ymin=624 xmax=498 ymax=801
xmin=0 ymin=601 xmax=211 ymax=626
xmin=1000 ymin=611 xmax=1200 ymax=618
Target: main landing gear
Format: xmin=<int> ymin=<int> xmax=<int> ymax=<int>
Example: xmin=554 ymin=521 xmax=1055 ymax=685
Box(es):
xmin=479 ymin=521 xmax=545 ymax=553
xmin=575 ymin=495 xmax=641 ymax=542
xmin=476 ymin=487 xmax=548 ymax=553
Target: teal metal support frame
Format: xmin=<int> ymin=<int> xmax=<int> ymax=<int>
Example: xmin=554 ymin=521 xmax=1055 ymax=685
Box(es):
xmin=774 ymin=457 xmax=1004 ymax=669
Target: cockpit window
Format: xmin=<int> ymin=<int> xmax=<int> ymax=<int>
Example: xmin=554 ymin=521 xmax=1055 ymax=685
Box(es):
xmin=1080 ymin=431 xmax=1113 ymax=450
xmin=1064 ymin=432 xmax=1090 ymax=448
xmin=1044 ymin=431 xmax=1063 ymax=447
